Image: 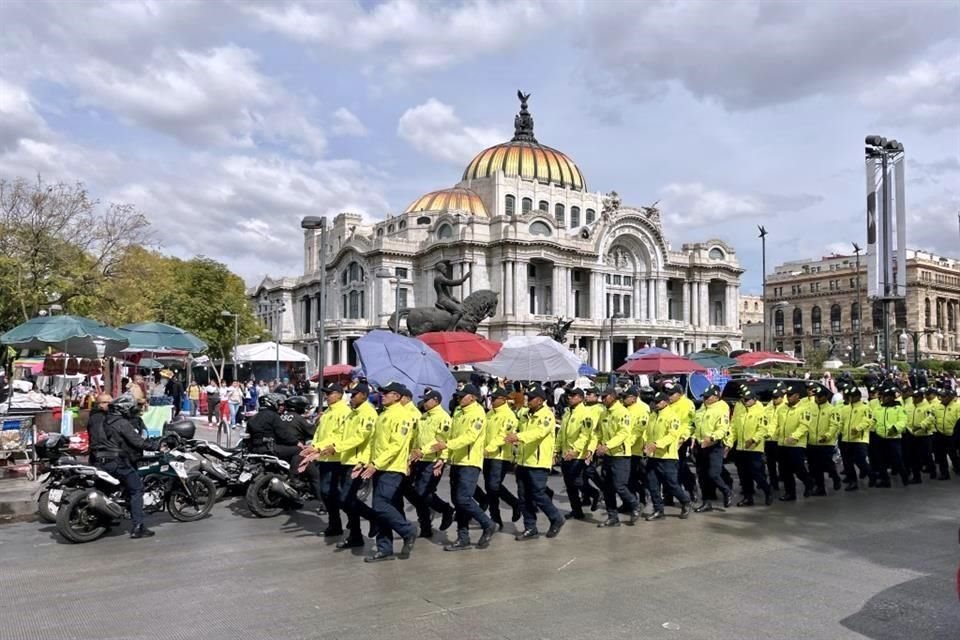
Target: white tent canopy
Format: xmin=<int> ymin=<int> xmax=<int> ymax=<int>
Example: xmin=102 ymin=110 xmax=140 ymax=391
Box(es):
xmin=233 ymin=341 xmax=311 ymax=363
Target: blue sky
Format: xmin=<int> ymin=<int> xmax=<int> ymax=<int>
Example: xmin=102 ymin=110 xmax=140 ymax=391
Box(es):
xmin=1 ymin=0 xmax=957 ymax=292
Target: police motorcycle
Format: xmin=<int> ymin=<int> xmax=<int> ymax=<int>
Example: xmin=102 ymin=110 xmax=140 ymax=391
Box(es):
xmin=243 ymin=396 xmax=320 ymax=518
xmin=177 ymin=435 xmax=269 ymax=499
xmin=55 ymin=423 xmax=217 ymax=543
xmin=33 ymin=433 xmax=87 ymax=523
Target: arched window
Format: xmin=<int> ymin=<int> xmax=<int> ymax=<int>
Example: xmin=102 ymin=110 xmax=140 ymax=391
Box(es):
xmin=754 ymin=302 xmax=759 ymax=310
xmin=398 ymin=220 xmax=406 ymax=229
xmin=924 ymin=298 xmax=931 ymax=327
xmin=521 ymin=197 xmax=532 ymax=215
xmin=505 ymin=194 xmax=515 ymax=217
xmin=348 ymin=262 xmax=364 ymax=283
xmin=529 ymin=221 xmax=551 ymax=236
xmin=585 ymin=208 xmax=595 ymax=224
xmin=851 ymin=302 xmax=860 ymax=330
xmin=570 ymin=206 xmax=580 ymax=227
xmin=811 ymin=306 xmax=822 ymax=334
xmin=793 ymin=308 xmax=803 ymax=335
xmin=830 ymin=304 xmax=842 ymax=333
xmin=774 ymin=309 xmax=784 ymax=336
xmin=709 ymin=247 xmax=725 ymax=260
xmin=340 ymin=269 xmax=348 ymax=285
xmin=554 ymin=203 xmax=565 ymax=226
xmin=437 ymin=224 xmax=454 ymax=240
xmin=387 ymin=224 xmax=395 ymax=233
xmin=949 ymin=302 xmax=957 ymax=331
xmin=538 ymin=200 xmax=548 ymax=212
xmin=376 ymin=228 xmax=384 ymax=237
xmin=416 ymin=216 xmax=431 ymax=226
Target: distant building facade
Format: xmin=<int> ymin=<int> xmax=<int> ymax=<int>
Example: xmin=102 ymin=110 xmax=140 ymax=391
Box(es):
xmin=764 ymin=250 xmax=960 ymax=362
xmin=739 ymin=294 xmax=765 ymax=352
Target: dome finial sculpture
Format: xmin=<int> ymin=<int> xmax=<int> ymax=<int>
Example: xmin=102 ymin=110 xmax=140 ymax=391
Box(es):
xmin=513 ymin=90 xmax=536 ymax=142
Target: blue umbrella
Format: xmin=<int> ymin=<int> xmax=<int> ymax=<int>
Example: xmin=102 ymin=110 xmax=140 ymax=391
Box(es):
xmin=354 ymin=330 xmax=457 ymax=406
xmin=578 ymin=363 xmax=598 ymax=376
xmin=626 ymin=346 xmax=672 ymax=361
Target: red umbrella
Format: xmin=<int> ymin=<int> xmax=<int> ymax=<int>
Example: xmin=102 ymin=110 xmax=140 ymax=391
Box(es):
xmin=734 ymin=351 xmax=804 ymax=368
xmin=417 ymin=332 xmax=502 ymax=365
xmin=617 ymin=353 xmax=707 ymax=375
xmin=309 ymin=363 xmax=356 ymax=382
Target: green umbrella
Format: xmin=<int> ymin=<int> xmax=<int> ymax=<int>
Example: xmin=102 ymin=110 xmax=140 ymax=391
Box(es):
xmin=0 ymin=314 xmax=129 ymax=357
xmin=116 ymin=321 xmax=208 ymax=354
xmin=688 ymin=351 xmax=737 ymax=369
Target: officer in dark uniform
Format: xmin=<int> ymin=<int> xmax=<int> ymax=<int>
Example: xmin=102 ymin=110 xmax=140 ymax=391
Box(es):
xmin=281 ymin=395 xmax=319 ymax=490
xmin=245 ymin=393 xmax=289 ymax=454
xmin=89 ymin=393 xmax=164 ymax=538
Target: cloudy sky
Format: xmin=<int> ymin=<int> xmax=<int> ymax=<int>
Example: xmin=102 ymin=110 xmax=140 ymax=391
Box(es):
xmin=1 ymin=0 xmax=957 ymax=292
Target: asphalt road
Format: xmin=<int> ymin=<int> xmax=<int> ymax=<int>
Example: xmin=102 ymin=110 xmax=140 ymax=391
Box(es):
xmin=1 ymin=470 xmax=957 ymax=640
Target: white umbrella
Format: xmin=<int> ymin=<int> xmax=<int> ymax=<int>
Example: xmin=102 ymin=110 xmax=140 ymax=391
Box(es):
xmin=473 ymin=336 xmax=581 ymax=382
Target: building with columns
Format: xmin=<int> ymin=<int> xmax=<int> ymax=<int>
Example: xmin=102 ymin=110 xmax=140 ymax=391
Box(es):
xmin=250 ymin=94 xmax=743 ymax=372
xmin=764 ymin=249 xmax=960 ymax=362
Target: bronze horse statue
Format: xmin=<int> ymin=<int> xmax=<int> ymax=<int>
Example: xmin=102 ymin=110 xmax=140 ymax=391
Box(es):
xmin=388 ymin=290 xmax=499 ymax=336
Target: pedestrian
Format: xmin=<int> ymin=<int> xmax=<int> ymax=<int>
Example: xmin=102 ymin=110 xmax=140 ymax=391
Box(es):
xmin=204 ymin=380 xmax=221 ymax=425
xmin=642 ymin=392 xmax=692 ymax=520
xmin=226 ymin=381 xmax=244 ymax=428
xmin=482 ymin=388 xmax=521 ymax=529
xmin=730 ymin=389 xmax=773 ymax=506
xmin=595 ymin=387 xmax=641 ymax=527
xmin=692 ymin=385 xmax=733 ymax=512
xmin=430 ymin=384 xmax=497 ymax=551
xmin=187 ymin=381 xmax=201 ymax=417
xmin=777 ymin=385 xmax=815 ymax=501
xmin=359 ymin=382 xmax=418 ymax=563
xmin=505 ymin=387 xmax=563 ymax=540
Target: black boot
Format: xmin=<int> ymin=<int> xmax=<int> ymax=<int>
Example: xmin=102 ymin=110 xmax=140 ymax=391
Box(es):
xmin=679 ymin=503 xmax=692 ymax=519
xmin=694 ymin=502 xmax=713 ymax=513
xmin=597 ymin=517 xmax=621 ymax=528
xmin=644 ymin=510 xmax=664 ymax=521
xmin=130 ymin=525 xmax=155 ymax=539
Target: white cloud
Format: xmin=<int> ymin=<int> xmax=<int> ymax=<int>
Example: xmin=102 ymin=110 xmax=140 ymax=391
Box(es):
xmin=331 ymin=107 xmax=368 ymax=137
xmin=0 ymin=77 xmax=47 ymax=151
xmin=397 ymin=99 xmax=504 ymax=165
xmin=582 ymin=1 xmax=958 ymax=112
xmin=658 ymin=182 xmax=820 ymax=227
xmin=862 ymin=54 xmax=960 ymax=132
xmin=246 ymin=0 xmax=566 ymax=73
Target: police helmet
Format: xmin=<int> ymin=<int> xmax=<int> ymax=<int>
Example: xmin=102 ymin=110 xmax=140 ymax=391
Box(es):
xmin=259 ymin=393 xmax=284 ymax=411
xmin=284 ymin=395 xmax=309 ymax=414
xmin=108 ymin=393 xmax=138 ymax=418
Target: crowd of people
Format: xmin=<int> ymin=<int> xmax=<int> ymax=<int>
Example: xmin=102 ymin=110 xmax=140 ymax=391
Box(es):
xmin=248 ymin=373 xmax=960 ymax=564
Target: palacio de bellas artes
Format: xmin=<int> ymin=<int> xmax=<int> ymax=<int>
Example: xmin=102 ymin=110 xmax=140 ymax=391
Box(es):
xmin=252 ymin=92 xmax=743 ymax=371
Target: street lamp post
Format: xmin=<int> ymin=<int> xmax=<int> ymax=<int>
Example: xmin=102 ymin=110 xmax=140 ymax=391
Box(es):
xmin=852 ymin=242 xmax=864 ymax=367
xmin=758 ymin=225 xmax=768 ymax=353
xmin=220 ymin=311 xmax=239 ymax=382
xmin=301 ymin=216 xmax=328 ymax=380
xmin=375 ymin=268 xmax=401 ymax=332
xmin=606 ymin=312 xmax=625 ymax=371
xmin=900 ymin=328 xmax=944 ymax=369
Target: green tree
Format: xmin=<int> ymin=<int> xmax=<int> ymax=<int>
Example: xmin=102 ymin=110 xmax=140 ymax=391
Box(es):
xmin=0 ymin=177 xmax=151 ymax=329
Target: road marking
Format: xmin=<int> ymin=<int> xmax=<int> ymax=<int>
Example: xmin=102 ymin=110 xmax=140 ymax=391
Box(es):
xmin=557 ymin=557 xmax=576 ymax=571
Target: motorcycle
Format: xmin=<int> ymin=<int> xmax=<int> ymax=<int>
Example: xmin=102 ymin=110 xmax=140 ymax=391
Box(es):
xmin=34 ymin=433 xmax=88 ymax=523
xmin=244 ymin=454 xmax=321 ymax=518
xmin=55 ymin=448 xmax=217 ymax=544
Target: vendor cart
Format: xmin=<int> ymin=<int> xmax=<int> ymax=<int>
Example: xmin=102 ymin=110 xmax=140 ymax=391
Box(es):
xmin=0 ymin=415 xmax=37 ymax=480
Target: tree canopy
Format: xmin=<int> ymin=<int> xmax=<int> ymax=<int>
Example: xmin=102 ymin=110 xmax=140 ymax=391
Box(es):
xmin=0 ymin=177 xmax=265 ymax=359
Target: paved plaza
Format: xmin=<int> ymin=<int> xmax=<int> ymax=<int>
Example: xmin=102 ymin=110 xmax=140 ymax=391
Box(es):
xmin=1 ymin=472 xmax=957 ymax=640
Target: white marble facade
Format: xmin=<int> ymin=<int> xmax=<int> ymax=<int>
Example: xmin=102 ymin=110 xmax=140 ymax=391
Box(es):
xmin=251 ymin=97 xmax=743 ymax=371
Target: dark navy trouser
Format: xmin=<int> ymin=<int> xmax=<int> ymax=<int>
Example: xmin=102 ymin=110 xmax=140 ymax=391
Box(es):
xmin=450 ymin=465 xmax=492 ymax=542
xmin=601 ymin=456 xmax=637 ymax=518
xmin=100 ymin=459 xmax=144 ymax=528
xmin=516 ymin=466 xmax=561 ymax=531
xmin=373 ymin=471 xmax=416 ymax=555
xmin=339 ymin=469 xmax=374 ymax=542
xmin=646 ymin=458 xmax=689 ymax=511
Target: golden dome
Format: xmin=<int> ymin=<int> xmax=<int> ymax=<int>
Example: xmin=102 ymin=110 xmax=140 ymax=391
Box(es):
xmin=461 ymin=91 xmax=586 ymax=191
xmin=404 ymin=186 xmax=488 ymax=217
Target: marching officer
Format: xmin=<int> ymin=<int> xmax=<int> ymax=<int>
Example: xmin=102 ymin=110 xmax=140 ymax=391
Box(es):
xmin=764 ymin=387 xmax=786 ymax=491
xmin=406 ymin=389 xmax=455 ymax=538
xmin=623 ymin=386 xmax=650 ymax=508
xmin=556 ymin=388 xmax=594 ymax=520
xmin=932 ymin=388 xmax=959 ymax=479
xmin=360 ymin=382 xmax=418 ymax=563
xmin=580 ymin=387 xmax=604 ymax=510
xmin=807 ymin=387 xmax=842 ymax=495
xmin=301 ymin=383 xmax=352 ymax=536
xmin=595 ymin=387 xmax=641 ymax=527
xmin=838 ymin=387 xmax=872 ymax=490
xmin=777 ymin=385 xmax=814 ymax=501
xmin=330 ymin=383 xmax=378 ymax=549
xmin=906 ymin=388 xmax=937 ymax=483
xmin=663 ymin=381 xmax=698 ymax=502
xmin=691 ymin=384 xmax=732 ymax=512
xmin=431 ymin=384 xmax=497 ymax=551
xmin=729 ymin=388 xmax=773 ymax=506
xmin=505 ymin=388 xmax=564 ymax=540
xmin=483 ymin=388 xmax=521 ymax=529
xmin=872 ymin=385 xmax=910 ymax=488
xmin=642 ymin=392 xmax=692 ymax=520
